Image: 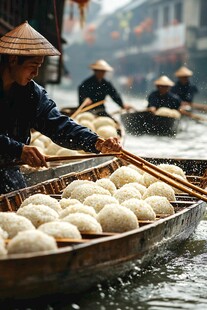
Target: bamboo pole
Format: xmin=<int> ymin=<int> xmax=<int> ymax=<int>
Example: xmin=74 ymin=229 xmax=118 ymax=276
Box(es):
xmin=119 ymin=150 xmax=207 ymax=202
xmin=70 ymin=98 xmax=90 ymax=118
xmin=76 ymin=100 xmax=105 ymax=114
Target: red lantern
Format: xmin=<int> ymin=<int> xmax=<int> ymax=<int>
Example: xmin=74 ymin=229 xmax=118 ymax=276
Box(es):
xmin=110 ymin=31 xmax=120 ymax=40
xmin=70 ymin=0 xmax=90 ymax=27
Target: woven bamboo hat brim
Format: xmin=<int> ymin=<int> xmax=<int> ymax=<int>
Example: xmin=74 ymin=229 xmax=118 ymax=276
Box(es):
xmin=89 ymin=59 xmax=113 ymax=71
xmin=175 ymin=66 xmax=193 ymax=77
xmin=0 ymin=21 xmax=61 ymax=56
xmin=154 ymin=75 xmax=174 ymax=87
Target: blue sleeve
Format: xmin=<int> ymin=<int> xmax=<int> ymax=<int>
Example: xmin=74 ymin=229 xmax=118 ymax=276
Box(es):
xmin=33 ymin=85 xmax=100 ymax=153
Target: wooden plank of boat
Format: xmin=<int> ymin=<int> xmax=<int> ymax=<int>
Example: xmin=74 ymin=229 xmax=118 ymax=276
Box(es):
xmin=120 ymin=111 xmax=181 ymax=137
xmin=0 ymin=157 xmax=206 ymax=301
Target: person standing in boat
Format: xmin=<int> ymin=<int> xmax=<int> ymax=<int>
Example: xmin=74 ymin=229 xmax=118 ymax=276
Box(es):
xmin=0 ymin=21 xmax=122 ymax=195
xmin=171 ymin=66 xmax=198 ymax=109
xmin=78 ymin=59 xmax=130 ymax=117
xmin=147 ymin=75 xmax=182 ymax=113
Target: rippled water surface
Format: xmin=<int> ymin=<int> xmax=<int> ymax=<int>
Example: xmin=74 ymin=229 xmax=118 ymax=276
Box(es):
xmin=13 ymin=88 xmax=207 ymax=310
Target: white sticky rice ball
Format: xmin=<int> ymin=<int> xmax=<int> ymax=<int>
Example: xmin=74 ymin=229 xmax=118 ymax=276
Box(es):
xmin=7 ymin=230 xmax=58 ymax=255
xmin=0 ymin=226 xmax=8 ymax=239
xmin=38 ymin=134 xmax=51 ymax=147
xmin=127 ymin=164 xmax=145 ymax=175
xmin=17 ymin=204 xmax=59 ymax=228
xmin=95 ymin=178 xmax=117 ymax=195
xmin=0 ymin=237 xmax=7 ymax=256
xmin=171 ymin=173 xmax=186 ymax=194
xmin=96 ymin=125 xmax=118 ymax=138
xmin=93 ymin=116 xmax=117 ymax=129
xmin=71 ymin=183 xmax=110 ymax=203
xmin=121 ymin=198 xmax=156 ymax=221
xmin=38 ymin=221 xmax=82 ymax=239
xmin=32 ymin=138 xmax=45 ymax=150
xmin=113 ymin=187 xmax=142 ymax=204
xmin=97 ymin=204 xmax=138 ymax=233
xmin=84 ymin=194 xmax=119 ymax=213
xmin=0 ymin=212 xmax=35 ymax=238
xmin=59 ymin=203 xmax=97 ymax=219
xmin=145 ymin=196 xmax=175 ymax=215
xmin=142 ymin=181 xmax=176 ymax=201
xmin=20 ymin=193 xmax=62 ymax=214
xmin=78 ymin=119 xmax=96 ymax=131
xmin=75 ymin=112 xmax=95 ymax=122
xmin=121 ymin=183 xmax=147 ymax=197
xmin=59 ymin=198 xmax=80 ymax=209
xmin=61 ymin=213 xmax=102 ymax=233
xmin=157 ymin=164 xmax=187 ymax=179
xmin=61 ymin=180 xmax=93 ymax=198
xmin=56 ymin=147 xmax=78 ymax=156
xmin=45 ymin=141 xmax=62 ymax=155
xmin=155 ymin=107 xmax=181 ymax=119
xmin=142 ymin=172 xmax=159 ymax=187
xmin=110 ymin=166 xmax=142 ymax=188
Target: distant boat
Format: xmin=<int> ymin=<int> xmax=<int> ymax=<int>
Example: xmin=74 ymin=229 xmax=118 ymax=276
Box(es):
xmin=121 ymin=110 xmax=181 ymax=137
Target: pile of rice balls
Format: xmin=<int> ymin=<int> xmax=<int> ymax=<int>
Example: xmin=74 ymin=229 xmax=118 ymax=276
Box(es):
xmin=0 ymin=163 xmax=186 ymax=257
xmin=29 ymin=113 xmax=119 ymax=158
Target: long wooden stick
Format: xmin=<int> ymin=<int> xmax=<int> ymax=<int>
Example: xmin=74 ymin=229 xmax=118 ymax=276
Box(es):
xmin=191 ymin=102 xmax=207 ymax=112
xmin=121 ymin=149 xmax=207 ymax=197
xmin=0 ymin=153 xmax=120 ymax=168
xmin=71 ymin=98 xmax=90 ymax=118
xmin=77 ymin=100 xmax=105 ymax=114
xmin=120 ymin=153 xmax=207 ymax=202
xmin=180 ymin=109 xmax=207 ymax=122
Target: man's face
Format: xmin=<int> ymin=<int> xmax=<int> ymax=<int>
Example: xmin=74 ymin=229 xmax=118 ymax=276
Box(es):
xmin=94 ymin=70 xmax=106 ymax=80
xmin=157 ymin=85 xmax=170 ymax=95
xmin=9 ymin=56 xmax=44 ymax=86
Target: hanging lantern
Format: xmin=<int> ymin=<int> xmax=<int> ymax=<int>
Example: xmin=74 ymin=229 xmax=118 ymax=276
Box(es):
xmin=110 ymin=31 xmax=120 ymax=40
xmin=70 ymin=0 xmax=90 ymax=28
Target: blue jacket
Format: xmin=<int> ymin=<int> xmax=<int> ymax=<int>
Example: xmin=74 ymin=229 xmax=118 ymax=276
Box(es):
xmin=171 ymin=81 xmax=198 ymax=102
xmin=0 ymin=79 xmax=99 ymax=193
xmin=147 ymin=90 xmax=181 ymax=110
xmin=78 ymin=75 xmax=124 ymax=113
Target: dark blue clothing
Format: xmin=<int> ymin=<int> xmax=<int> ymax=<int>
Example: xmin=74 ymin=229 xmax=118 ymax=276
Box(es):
xmin=78 ymin=75 xmax=124 ymax=116
xmin=0 ymin=79 xmax=99 ymax=194
xmin=171 ymin=81 xmax=198 ymax=103
xmin=147 ymin=90 xmax=181 ymax=110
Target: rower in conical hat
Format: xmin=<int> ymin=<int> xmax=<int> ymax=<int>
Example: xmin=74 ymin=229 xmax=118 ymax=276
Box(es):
xmin=147 ymin=75 xmax=181 ymax=113
xmin=0 ymin=21 xmax=122 ymax=195
xmin=78 ymin=58 xmax=131 ymax=117
xmin=171 ymin=65 xmax=198 ymax=107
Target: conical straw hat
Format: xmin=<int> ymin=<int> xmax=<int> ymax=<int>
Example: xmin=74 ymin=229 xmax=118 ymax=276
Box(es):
xmin=175 ymin=66 xmax=193 ymax=77
xmin=89 ymin=59 xmax=113 ymax=71
xmin=154 ymin=75 xmax=174 ymax=87
xmin=0 ymin=21 xmax=60 ymax=56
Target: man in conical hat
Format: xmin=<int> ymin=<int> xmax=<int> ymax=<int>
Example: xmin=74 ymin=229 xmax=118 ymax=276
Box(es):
xmin=147 ymin=75 xmax=181 ymax=112
xmin=0 ymin=21 xmax=122 ymax=194
xmin=171 ymin=66 xmax=198 ymax=107
xmin=78 ymin=59 xmax=131 ymax=117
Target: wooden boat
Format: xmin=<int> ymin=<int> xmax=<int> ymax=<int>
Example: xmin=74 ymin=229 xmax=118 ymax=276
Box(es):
xmin=0 ymin=156 xmax=206 ymax=303
xmin=120 ymin=111 xmax=181 ymax=137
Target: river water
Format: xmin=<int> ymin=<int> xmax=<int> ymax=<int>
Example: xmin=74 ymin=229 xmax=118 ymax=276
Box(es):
xmin=15 ymin=86 xmax=207 ymax=310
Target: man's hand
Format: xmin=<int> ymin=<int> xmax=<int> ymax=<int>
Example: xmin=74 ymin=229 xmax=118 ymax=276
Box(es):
xmin=95 ymin=137 xmax=122 ymax=153
xmin=21 ymin=145 xmax=48 ymax=168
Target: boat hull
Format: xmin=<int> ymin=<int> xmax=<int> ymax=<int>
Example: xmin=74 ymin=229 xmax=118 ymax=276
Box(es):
xmin=121 ymin=111 xmax=180 ymax=136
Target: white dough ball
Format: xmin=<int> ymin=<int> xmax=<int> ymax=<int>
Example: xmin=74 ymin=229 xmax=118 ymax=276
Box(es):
xmin=0 ymin=212 xmax=35 ymax=238
xmin=110 ymin=166 xmax=142 ymax=188
xmin=84 ymin=194 xmax=119 ymax=213
xmin=71 ymin=183 xmax=110 ymax=203
xmin=61 ymin=213 xmax=102 ymax=233
xmin=61 ymin=180 xmax=93 ymax=199
xmin=113 ymin=187 xmax=142 ymax=204
xmin=142 ymin=181 xmax=176 ymax=201
xmin=121 ymin=198 xmax=156 ymax=221
xmin=20 ymin=193 xmax=62 ymax=214
xmin=59 ymin=203 xmax=97 ymax=219
xmin=96 ymin=125 xmax=118 ymax=138
xmin=7 ymin=230 xmax=58 ymax=255
xmin=97 ymin=204 xmax=138 ymax=233
xmin=17 ymin=204 xmax=59 ymax=228
xmin=38 ymin=221 xmax=82 ymax=239
xmin=145 ymin=196 xmax=175 ymax=215
xmin=59 ymin=198 xmax=80 ymax=209
xmin=95 ymin=178 xmax=117 ymax=195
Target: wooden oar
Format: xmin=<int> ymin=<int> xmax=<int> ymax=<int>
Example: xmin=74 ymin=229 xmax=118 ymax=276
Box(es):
xmin=0 ymin=153 xmax=120 ymax=168
xmin=76 ymin=100 xmax=105 ymax=114
xmin=118 ymin=149 xmax=207 ymax=202
xmin=191 ymin=102 xmax=207 ymax=112
xmin=70 ymin=98 xmax=91 ymax=118
xmin=180 ymin=109 xmax=207 ymax=122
